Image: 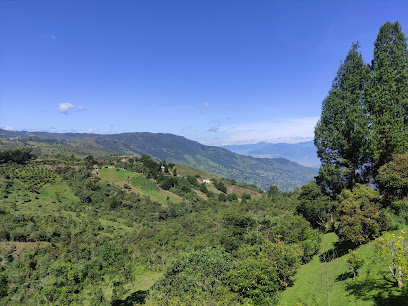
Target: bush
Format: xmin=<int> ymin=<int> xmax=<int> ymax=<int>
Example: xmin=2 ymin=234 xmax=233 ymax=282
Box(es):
xmin=346 ymin=250 xmax=365 ymax=279
xmin=335 ymin=184 xmax=390 ymax=244
xmin=218 ymin=193 xmax=226 ymax=202
xmin=149 ymin=247 xmax=236 ymax=303
xmin=227 ymin=193 xmax=238 ymax=202
xmin=377 ymin=152 xmax=408 ymax=201
xmin=227 ymin=257 xmax=279 ymax=305
xmin=215 ymin=181 xmax=227 ymax=194
xmin=199 ymin=183 xmax=208 ymax=194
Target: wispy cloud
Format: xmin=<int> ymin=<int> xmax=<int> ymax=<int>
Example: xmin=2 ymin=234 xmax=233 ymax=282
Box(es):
xmin=58 ymin=103 xmax=74 ymax=114
xmin=208 ymin=120 xmax=221 ymax=132
xmin=58 ymin=103 xmax=87 ymax=114
xmin=2 ymin=126 xmax=15 ymax=131
xmin=216 ymin=117 xmax=319 ymax=145
xmin=49 ymin=34 xmax=57 ymax=40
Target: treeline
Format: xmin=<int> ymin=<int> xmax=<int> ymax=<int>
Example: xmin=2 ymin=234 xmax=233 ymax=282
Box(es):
xmin=0 ymin=148 xmax=35 ymax=164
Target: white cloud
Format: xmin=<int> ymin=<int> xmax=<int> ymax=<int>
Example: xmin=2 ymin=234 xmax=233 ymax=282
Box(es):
xmin=78 ymin=105 xmax=86 ymax=111
xmin=2 ymin=126 xmax=15 ymax=131
xmin=59 ymin=103 xmax=74 ymax=114
xmin=217 ymin=117 xmax=319 ymax=145
xmin=49 ymin=35 xmax=57 ymax=40
xmin=88 ymin=128 xmax=95 ymax=133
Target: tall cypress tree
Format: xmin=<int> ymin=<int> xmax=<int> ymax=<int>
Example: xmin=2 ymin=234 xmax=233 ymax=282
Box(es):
xmin=366 ymin=21 xmax=408 ymax=172
xmin=315 ymin=43 xmax=370 ymax=195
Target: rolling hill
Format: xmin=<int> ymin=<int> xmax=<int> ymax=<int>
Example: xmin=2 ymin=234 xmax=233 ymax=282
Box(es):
xmin=0 ymin=129 xmax=318 ymax=190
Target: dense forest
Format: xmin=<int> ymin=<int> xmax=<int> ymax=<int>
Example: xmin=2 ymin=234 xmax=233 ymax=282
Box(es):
xmin=0 ymin=21 xmax=408 ymax=305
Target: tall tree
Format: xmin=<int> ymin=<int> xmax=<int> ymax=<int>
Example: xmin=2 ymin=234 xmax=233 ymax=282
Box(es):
xmin=366 ymin=21 xmax=408 ymax=173
xmin=315 ymin=43 xmax=370 ymax=195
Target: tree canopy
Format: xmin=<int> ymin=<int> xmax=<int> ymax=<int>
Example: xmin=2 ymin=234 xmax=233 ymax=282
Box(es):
xmin=315 ymin=22 xmax=408 ymax=196
xmin=366 ymin=21 xmax=408 ymax=171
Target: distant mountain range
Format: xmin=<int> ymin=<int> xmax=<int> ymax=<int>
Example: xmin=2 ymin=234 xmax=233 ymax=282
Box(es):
xmin=222 ymin=141 xmax=320 ymax=168
xmin=0 ymin=129 xmax=318 ymax=191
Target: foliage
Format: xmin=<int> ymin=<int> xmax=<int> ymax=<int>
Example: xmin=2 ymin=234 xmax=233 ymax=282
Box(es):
xmin=0 ymin=148 xmax=35 ymax=164
xmin=226 ymin=256 xmax=279 ymax=305
xmin=346 ymin=250 xmax=365 ymax=279
xmin=226 ymin=193 xmax=238 ymax=202
xmin=366 ymin=21 xmax=408 ymax=172
xmin=267 ymin=185 xmax=280 ymax=199
xmin=261 ymin=240 xmax=303 ymax=289
xmin=218 ymin=193 xmax=226 ymax=202
xmin=335 ymin=184 xmax=391 ymax=244
xmin=268 ymin=214 xmax=321 ymax=263
xmin=186 ymin=175 xmax=199 ymax=187
xmin=149 ymin=247 xmax=238 ymax=304
xmin=374 ymin=230 xmax=408 ymax=288
xmin=241 ymin=193 xmax=251 ymax=200
xmin=377 ymin=152 xmax=408 ymax=201
xmin=0 ymin=164 xmax=58 ymax=192
xmin=214 ymin=180 xmax=227 ymax=193
xmin=297 ymin=182 xmax=334 ymax=230
xmin=0 ymin=142 xmax=320 ymax=304
xmin=391 ymin=199 xmax=408 ymax=224
xmin=314 ymin=43 xmax=370 ymax=195
xmin=199 ymin=182 xmax=208 ymax=194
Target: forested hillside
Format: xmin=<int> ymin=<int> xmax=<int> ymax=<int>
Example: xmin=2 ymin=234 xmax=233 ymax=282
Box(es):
xmin=0 ymin=129 xmax=318 ymax=191
xmin=0 ymin=144 xmax=321 ymax=304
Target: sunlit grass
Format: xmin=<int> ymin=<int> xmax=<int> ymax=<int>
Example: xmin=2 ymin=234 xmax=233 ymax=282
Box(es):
xmin=279 ymin=230 xmax=408 ymax=306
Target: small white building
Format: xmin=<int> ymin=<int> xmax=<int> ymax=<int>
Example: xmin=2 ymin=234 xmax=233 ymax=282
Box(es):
xmin=203 ymin=179 xmax=211 ymax=184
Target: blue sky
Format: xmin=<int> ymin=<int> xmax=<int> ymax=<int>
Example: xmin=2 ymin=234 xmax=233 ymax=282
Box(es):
xmin=1 ymin=0 xmax=407 ymax=145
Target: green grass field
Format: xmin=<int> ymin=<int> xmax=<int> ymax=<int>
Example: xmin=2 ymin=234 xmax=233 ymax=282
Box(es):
xmin=98 ymin=168 xmax=184 ymax=204
xmin=175 ymin=163 xmax=218 ymax=180
xmin=279 ymin=230 xmax=408 ymax=306
xmin=98 ymin=167 xmax=136 ymax=182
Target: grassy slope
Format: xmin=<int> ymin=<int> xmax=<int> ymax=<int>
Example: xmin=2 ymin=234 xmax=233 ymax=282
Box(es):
xmin=98 ymin=168 xmax=183 ymax=204
xmin=174 ymin=164 xmax=219 ymax=180
xmin=97 ymin=167 xmax=262 ymax=204
xmin=279 ymin=230 xmax=408 ymax=306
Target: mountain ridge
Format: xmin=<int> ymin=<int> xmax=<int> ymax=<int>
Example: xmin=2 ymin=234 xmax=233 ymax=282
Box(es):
xmin=0 ymin=129 xmax=318 ymax=190
xmin=222 ymin=140 xmax=320 ymax=168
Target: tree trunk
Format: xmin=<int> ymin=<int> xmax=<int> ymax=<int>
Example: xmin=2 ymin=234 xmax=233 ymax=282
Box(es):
xmin=397 ymin=265 xmax=404 ymax=289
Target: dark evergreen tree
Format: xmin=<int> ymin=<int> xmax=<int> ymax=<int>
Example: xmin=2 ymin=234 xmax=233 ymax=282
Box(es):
xmin=366 ymin=21 xmax=408 ymax=173
xmin=314 ymin=43 xmax=370 ymax=195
